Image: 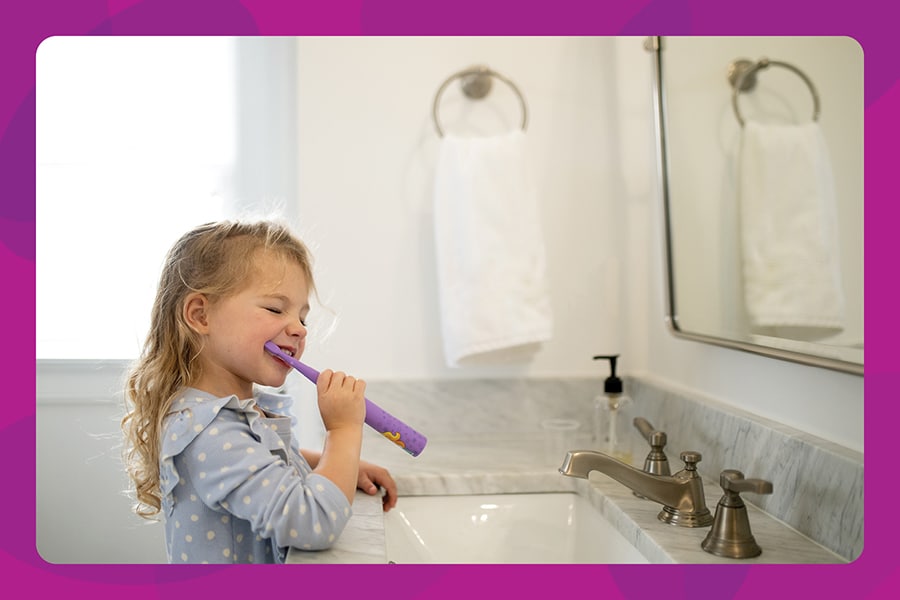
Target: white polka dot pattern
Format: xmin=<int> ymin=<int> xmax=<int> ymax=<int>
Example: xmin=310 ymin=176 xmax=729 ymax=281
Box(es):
xmin=160 ymin=388 xmax=352 ymax=564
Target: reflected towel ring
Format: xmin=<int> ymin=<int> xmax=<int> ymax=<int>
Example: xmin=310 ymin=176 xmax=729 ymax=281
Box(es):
xmin=728 ymin=58 xmax=821 ymax=127
xmin=432 ymin=65 xmax=528 ymax=137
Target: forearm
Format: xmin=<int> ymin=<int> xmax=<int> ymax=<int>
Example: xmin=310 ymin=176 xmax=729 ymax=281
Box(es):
xmin=312 ymin=426 xmax=363 ymax=503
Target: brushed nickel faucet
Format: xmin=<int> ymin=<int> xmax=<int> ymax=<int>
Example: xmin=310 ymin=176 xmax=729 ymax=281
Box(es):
xmin=633 ymin=417 xmax=671 ymax=476
xmin=559 ymin=449 xmax=714 ymax=527
xmin=702 ymin=469 xmax=773 ymax=558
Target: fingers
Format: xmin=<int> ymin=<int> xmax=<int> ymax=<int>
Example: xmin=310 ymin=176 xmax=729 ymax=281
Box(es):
xmin=357 ymin=461 xmax=399 ymax=512
xmin=357 ymin=472 xmax=378 ymax=495
xmin=317 ymin=369 xmax=367 ymax=431
xmin=381 ymin=485 xmax=399 ymax=512
xmin=317 ymin=369 xmax=366 ymax=394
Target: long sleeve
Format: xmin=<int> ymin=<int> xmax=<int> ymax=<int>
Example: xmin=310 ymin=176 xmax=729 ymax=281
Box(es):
xmin=160 ymin=390 xmax=351 ymax=563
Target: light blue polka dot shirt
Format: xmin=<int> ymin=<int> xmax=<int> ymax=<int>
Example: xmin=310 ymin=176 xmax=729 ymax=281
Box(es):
xmin=159 ymin=388 xmax=352 ymax=563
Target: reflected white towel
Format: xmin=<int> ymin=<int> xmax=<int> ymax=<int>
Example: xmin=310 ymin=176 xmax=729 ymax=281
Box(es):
xmin=738 ymin=121 xmax=845 ymax=331
xmin=433 ymin=130 xmax=553 ymax=366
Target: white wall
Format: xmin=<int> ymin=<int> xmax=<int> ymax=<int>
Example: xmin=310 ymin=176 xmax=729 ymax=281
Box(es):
xmin=37 ymin=361 xmax=166 ymax=563
xmin=288 ymin=36 xmax=863 ymax=453
xmin=35 ymin=35 xmax=864 ymax=564
xmin=290 ymin=37 xmax=623 ymax=380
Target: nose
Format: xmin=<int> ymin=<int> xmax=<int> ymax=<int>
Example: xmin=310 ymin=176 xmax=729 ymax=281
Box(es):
xmin=286 ymin=318 xmax=307 ymax=338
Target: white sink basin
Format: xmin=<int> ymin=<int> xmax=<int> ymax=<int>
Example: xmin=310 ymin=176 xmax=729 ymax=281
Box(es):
xmin=383 ymin=492 xmax=649 ymax=564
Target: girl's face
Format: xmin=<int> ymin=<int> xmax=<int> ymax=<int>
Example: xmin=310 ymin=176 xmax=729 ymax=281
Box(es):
xmin=190 ymin=249 xmax=310 ymax=399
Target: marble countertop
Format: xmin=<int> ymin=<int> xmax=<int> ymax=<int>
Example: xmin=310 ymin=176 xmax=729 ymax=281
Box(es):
xmin=287 ymin=489 xmax=386 ymax=564
xmin=287 ymin=433 xmax=845 ymax=564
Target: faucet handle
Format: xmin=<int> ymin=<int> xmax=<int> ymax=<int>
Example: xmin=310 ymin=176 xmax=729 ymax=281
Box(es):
xmin=702 ymin=469 xmax=774 ymax=559
xmin=632 ymin=417 xmax=670 ymax=478
xmin=679 ymin=450 xmax=702 ymax=471
xmin=633 ymin=417 xmax=656 ymax=441
xmin=720 ymin=469 xmax=774 ymax=496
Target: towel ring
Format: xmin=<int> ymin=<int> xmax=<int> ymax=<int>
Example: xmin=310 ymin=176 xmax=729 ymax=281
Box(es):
xmin=728 ymin=58 xmax=821 ymax=127
xmin=432 ymin=65 xmax=528 ymax=137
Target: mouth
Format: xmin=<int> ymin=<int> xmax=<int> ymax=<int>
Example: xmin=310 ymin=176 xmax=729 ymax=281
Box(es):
xmin=271 ymin=354 xmax=291 ymax=370
xmin=266 ymin=342 xmax=297 ymax=368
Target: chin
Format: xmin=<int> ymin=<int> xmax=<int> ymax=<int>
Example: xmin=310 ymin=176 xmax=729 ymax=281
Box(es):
xmin=257 ymin=372 xmax=288 ymax=390
xmin=267 ymin=376 xmax=289 ymax=389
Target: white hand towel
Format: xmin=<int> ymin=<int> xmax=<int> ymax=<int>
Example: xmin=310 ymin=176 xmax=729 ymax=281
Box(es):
xmin=433 ymin=130 xmax=553 ymax=366
xmin=738 ymin=121 xmax=845 ymax=333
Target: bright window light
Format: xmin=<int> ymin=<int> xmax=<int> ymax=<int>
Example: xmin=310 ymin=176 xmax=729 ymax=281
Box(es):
xmin=36 ymin=37 xmax=237 ymax=359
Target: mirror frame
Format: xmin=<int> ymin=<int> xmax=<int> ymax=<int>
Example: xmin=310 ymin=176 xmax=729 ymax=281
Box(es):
xmin=646 ymin=36 xmax=863 ymax=376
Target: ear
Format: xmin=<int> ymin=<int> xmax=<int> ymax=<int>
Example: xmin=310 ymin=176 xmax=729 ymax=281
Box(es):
xmin=183 ymin=292 xmax=211 ymax=334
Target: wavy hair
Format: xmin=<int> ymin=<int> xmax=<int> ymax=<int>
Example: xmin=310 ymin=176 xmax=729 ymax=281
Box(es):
xmin=121 ymin=220 xmax=314 ymax=519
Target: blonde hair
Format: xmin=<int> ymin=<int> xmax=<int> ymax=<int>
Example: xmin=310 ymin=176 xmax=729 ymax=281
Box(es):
xmin=121 ymin=220 xmax=314 ymax=519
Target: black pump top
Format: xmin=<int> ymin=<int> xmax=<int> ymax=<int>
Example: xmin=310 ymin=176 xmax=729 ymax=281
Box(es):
xmin=593 ymin=354 xmax=623 ymax=395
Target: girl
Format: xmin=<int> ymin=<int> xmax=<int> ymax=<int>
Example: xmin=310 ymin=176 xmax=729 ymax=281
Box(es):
xmin=122 ymin=220 xmax=397 ymax=564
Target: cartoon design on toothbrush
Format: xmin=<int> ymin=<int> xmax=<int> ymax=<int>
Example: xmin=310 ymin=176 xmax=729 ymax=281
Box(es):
xmin=264 ymin=341 xmax=427 ymax=457
xmin=382 ymin=431 xmax=404 ymax=449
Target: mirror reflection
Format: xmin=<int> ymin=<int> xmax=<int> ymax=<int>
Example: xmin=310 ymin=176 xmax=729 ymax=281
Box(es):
xmin=650 ymin=36 xmax=863 ymax=374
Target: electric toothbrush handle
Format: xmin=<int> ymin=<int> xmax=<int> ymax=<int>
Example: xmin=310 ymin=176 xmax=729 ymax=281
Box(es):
xmin=264 ymin=342 xmax=427 ymax=457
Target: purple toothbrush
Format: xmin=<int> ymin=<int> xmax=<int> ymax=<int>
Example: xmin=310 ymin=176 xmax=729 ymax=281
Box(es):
xmin=264 ymin=341 xmax=427 ymax=457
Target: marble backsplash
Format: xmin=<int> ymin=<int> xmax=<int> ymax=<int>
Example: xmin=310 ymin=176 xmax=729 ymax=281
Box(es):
xmin=626 ymin=376 xmax=863 ymax=562
xmin=361 ymin=374 xmax=863 ymax=562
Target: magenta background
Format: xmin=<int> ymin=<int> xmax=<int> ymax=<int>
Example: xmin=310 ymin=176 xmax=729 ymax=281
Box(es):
xmin=6 ymin=0 xmax=895 ymax=597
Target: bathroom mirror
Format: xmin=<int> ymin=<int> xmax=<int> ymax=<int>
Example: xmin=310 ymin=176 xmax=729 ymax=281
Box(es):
xmin=648 ymin=36 xmax=863 ymax=374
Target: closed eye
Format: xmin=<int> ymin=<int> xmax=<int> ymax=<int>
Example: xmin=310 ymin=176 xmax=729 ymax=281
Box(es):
xmin=266 ymin=307 xmax=307 ymax=327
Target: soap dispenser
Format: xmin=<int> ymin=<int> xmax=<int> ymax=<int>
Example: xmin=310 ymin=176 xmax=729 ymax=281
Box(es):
xmin=592 ymin=354 xmax=634 ymax=465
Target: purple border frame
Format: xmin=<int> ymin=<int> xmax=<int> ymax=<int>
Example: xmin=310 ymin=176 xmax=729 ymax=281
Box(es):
xmin=7 ymin=0 xmax=895 ymax=597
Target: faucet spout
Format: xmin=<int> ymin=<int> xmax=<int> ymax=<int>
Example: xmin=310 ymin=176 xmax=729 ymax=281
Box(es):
xmin=560 ymin=449 xmax=714 ymax=527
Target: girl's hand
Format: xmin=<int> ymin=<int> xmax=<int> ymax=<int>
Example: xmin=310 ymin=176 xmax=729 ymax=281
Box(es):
xmin=313 ymin=369 xmax=365 ymax=503
xmin=316 ymin=369 xmax=366 ymax=432
xmin=357 ymin=460 xmax=398 ymax=512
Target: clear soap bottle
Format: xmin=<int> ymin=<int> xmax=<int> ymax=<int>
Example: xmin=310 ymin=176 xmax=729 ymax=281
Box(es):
xmin=592 ymin=354 xmax=634 ymax=465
